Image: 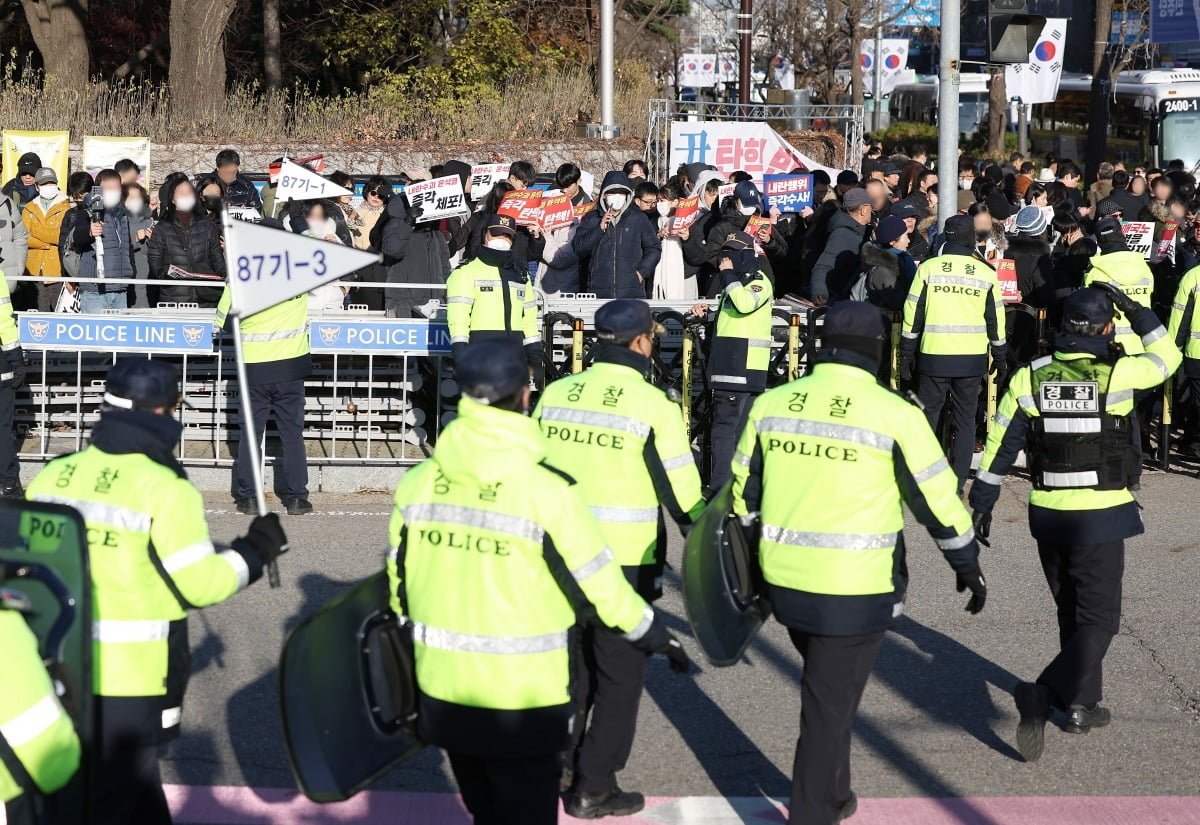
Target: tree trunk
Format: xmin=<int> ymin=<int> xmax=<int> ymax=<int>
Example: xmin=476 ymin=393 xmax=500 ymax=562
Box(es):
xmin=18 ymin=0 xmax=90 ymax=88
xmin=1093 ymin=0 xmax=1114 ymax=76
xmin=850 ymin=26 xmax=864 ymax=106
xmin=263 ymin=0 xmax=282 ymax=93
xmin=169 ymin=0 xmax=238 ymax=123
xmin=987 ymin=69 xmax=1007 ymax=157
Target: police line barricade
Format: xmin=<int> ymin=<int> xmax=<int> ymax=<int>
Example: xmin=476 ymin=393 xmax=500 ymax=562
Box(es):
xmin=11 ymin=276 xmax=457 ymax=467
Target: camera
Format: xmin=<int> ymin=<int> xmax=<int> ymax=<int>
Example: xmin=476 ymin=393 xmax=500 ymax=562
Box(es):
xmin=83 ymin=185 xmax=105 ymax=221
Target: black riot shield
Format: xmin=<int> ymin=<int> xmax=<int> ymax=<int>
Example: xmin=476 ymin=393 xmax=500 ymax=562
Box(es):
xmin=681 ymin=481 xmax=769 ymax=667
xmin=0 ymin=498 xmax=91 ymax=820
xmin=279 ymin=571 xmax=425 ymax=803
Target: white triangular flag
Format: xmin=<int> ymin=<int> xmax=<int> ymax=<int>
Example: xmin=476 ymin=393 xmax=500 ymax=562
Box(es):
xmin=225 ymin=218 xmax=379 ymax=317
xmin=275 ymin=158 xmax=353 ymax=202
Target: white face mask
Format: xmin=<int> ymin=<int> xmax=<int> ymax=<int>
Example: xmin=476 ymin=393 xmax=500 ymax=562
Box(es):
xmin=656 ymin=202 xmax=672 ymax=217
xmin=175 ymin=196 xmax=196 ymax=213
xmin=605 ymin=193 xmax=627 ymax=211
xmin=485 ymin=237 xmax=513 ymax=252
xmin=738 ymin=203 xmax=758 ymax=216
xmin=38 ymin=184 xmax=58 ymax=200
xmin=126 ymin=198 xmax=145 ymax=215
xmin=101 ymin=189 xmax=122 ymax=209
xmin=959 ymin=178 xmax=974 ymax=190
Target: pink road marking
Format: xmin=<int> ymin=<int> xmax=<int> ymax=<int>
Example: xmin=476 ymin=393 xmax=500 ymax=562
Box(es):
xmin=165 ymin=786 xmax=1200 ymax=825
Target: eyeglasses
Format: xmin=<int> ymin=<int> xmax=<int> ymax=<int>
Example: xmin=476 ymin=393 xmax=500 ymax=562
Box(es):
xmin=638 ymin=197 xmax=658 ymax=205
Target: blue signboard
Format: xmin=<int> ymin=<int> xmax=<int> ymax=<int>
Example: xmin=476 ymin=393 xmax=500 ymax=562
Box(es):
xmin=19 ymin=314 xmax=215 ymax=354
xmin=309 ymin=318 xmax=451 ymax=355
xmin=763 ymin=174 xmax=815 ymax=212
xmin=1150 ymin=0 xmax=1200 ymax=43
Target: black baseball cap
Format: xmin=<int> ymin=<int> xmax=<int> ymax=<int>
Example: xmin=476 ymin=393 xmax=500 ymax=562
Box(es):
xmin=595 ymin=299 xmax=666 ymax=343
xmin=722 ymin=230 xmax=756 ymax=251
xmin=1063 ymin=288 xmax=1115 ymax=329
xmin=104 ymin=359 xmax=181 ymax=411
xmin=486 ymin=214 xmax=517 ymax=238
xmin=17 ymin=152 xmax=41 ymax=176
xmin=891 ymin=200 xmax=920 ymax=220
xmin=836 ymin=170 xmax=860 ymax=187
xmin=822 ymin=302 xmax=886 ymax=364
xmin=456 ymin=341 xmax=529 ymax=404
xmin=942 ymin=214 xmax=976 ymax=248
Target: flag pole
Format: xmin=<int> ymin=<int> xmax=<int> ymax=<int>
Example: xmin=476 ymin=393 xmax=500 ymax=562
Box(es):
xmin=222 ymin=209 xmax=280 ymax=588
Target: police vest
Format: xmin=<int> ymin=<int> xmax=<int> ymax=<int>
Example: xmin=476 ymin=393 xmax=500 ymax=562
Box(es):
xmin=0 ymin=275 xmax=21 ymax=387
xmin=710 ymin=269 xmax=774 ymax=392
xmin=902 ymin=253 xmax=1005 ymax=373
xmin=1084 ymin=250 xmax=1154 ymax=355
xmin=535 ymin=356 xmax=704 ymax=596
xmin=388 ymin=396 xmax=652 ymax=715
xmin=28 ymin=449 xmax=251 ymax=702
xmin=445 ymin=257 xmax=539 ymax=349
xmin=0 ymin=609 xmax=80 ymax=803
xmin=1169 ymin=265 xmax=1200 ymax=362
xmin=1026 ymin=354 xmax=1139 ymax=492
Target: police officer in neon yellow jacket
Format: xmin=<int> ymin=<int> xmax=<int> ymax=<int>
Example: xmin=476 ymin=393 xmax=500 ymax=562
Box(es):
xmin=969 ymin=284 xmax=1181 ymax=763
xmin=1168 ymin=262 xmax=1200 ymax=455
xmin=733 ymin=303 xmax=985 ymax=825
xmin=1082 ymin=217 xmax=1155 ymax=355
xmin=705 ymin=230 xmax=775 ymax=491
xmin=900 ymin=214 xmax=1008 ymax=489
xmin=1 ymin=597 xmax=80 ymax=825
xmin=215 ymin=285 xmax=313 ymax=515
xmin=534 ymin=300 xmax=704 ymax=818
xmin=387 ymin=342 xmax=689 ymax=825
xmin=26 ymin=359 xmax=289 ymax=825
xmin=445 ymin=214 xmax=542 ymax=371
xmin=0 ymin=272 xmax=24 ymax=497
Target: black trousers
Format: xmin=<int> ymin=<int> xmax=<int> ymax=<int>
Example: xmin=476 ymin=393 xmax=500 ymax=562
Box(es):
xmin=1186 ymin=376 xmax=1200 ymax=443
xmin=1036 ymin=539 xmax=1124 ymax=709
xmin=787 ymin=628 xmax=884 ymax=825
xmin=0 ymin=384 xmax=18 ymax=486
xmin=233 ymin=379 xmax=309 ymax=501
xmin=918 ymin=374 xmax=982 ymax=487
xmin=90 ymin=697 xmax=173 ymax=825
xmin=709 ymin=390 xmax=756 ymax=492
xmin=448 ymin=751 xmax=560 ymax=825
xmin=3 ymin=794 xmax=34 ymax=825
xmin=569 ymin=626 xmax=648 ymax=795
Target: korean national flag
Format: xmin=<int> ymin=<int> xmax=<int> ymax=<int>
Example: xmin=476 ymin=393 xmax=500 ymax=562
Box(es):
xmin=1005 ymin=19 xmax=1068 ymax=105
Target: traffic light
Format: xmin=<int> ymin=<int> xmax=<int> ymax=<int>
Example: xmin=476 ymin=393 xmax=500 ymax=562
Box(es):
xmin=987 ymin=0 xmax=1046 ymax=64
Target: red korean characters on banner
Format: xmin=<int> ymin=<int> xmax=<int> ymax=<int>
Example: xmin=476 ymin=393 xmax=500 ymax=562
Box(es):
xmin=498 ymin=190 xmax=538 ymax=221
xmin=997 ymin=259 xmax=1021 ymax=303
xmin=668 ymin=196 xmax=700 ymax=238
xmin=539 ymin=194 xmax=574 ymax=232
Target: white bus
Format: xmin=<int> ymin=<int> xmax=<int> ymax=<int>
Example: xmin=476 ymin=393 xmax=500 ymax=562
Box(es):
xmin=888 ymin=74 xmax=991 ymax=139
xmin=1031 ymin=69 xmax=1200 ymax=169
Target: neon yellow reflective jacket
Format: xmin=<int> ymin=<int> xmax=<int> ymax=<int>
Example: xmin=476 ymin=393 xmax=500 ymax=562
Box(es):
xmin=710 ymin=268 xmax=774 ymax=392
xmin=1084 ymin=250 xmax=1154 ymax=355
xmin=387 ymin=396 xmax=654 ymax=713
xmin=0 ymin=609 xmax=80 ymax=803
xmin=0 ymin=274 xmax=22 ymax=385
xmin=215 ymin=287 xmax=310 ymax=363
xmin=445 ymin=255 xmax=539 ymax=349
xmin=902 ymin=252 xmax=1006 ymax=376
xmin=1168 ymin=264 xmax=1200 ymax=362
xmin=534 ymin=350 xmax=704 ymax=596
xmin=28 ymin=448 xmax=252 ymax=698
xmin=732 ymin=361 xmax=978 ymax=635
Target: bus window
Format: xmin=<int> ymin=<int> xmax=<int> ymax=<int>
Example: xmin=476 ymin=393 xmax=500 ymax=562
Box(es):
xmin=1162 ymin=105 xmax=1200 ymax=170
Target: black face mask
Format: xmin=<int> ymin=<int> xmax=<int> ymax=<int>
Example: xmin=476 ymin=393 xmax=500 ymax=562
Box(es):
xmin=203 ymin=196 xmax=222 ymax=212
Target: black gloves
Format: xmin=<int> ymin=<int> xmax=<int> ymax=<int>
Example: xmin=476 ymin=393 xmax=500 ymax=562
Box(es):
xmin=1090 ymin=280 xmax=1139 ymax=317
xmin=7 ymin=349 xmax=25 ymax=390
xmin=956 ymin=567 xmax=987 ymax=614
xmin=898 ymin=350 xmax=915 ymax=382
xmin=989 ymin=349 xmax=1009 ymax=387
xmin=244 ymin=513 xmax=290 ymax=565
xmin=660 ymin=635 xmax=691 ymax=673
xmin=972 ymin=509 xmax=992 ymax=548
xmin=451 ymin=341 xmax=468 ymax=363
xmin=631 ymin=610 xmax=692 ymax=674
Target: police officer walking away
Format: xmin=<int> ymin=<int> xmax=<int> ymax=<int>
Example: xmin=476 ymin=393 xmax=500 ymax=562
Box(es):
xmin=26 ymin=360 xmax=290 ymax=824
xmin=900 ymin=214 xmax=1008 ymax=489
xmin=385 ymin=342 xmax=689 ymax=825
xmin=704 ymin=230 xmax=775 ymax=492
xmin=446 ymin=214 xmax=542 ymax=372
xmin=534 ymin=300 xmax=705 ymax=818
xmin=1 ymin=582 xmax=81 ymax=825
xmin=732 ymin=303 xmax=986 ymax=825
xmin=970 ymin=284 xmax=1181 ymax=762
xmin=216 ymin=282 xmax=314 ymax=515
xmin=0 ymin=268 xmax=24 ymax=497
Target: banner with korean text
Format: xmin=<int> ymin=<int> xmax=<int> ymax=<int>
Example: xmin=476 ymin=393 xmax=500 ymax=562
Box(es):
xmin=669 ymin=121 xmax=838 ymax=180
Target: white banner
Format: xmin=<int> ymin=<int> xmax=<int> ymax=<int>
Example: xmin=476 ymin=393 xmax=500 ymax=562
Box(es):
xmin=669 ymin=121 xmax=838 ymax=180
xmin=469 ymin=163 xmax=509 ymax=198
xmin=405 ymin=175 xmax=470 ymax=224
xmin=225 ymin=217 xmax=379 ymax=318
xmin=276 ymin=158 xmax=353 ymax=202
xmin=82 ymin=136 xmax=151 ymax=188
xmin=678 ymin=54 xmax=718 ymax=88
xmin=1004 ymin=18 xmax=1068 ymax=105
xmin=860 ymin=39 xmax=910 ymax=97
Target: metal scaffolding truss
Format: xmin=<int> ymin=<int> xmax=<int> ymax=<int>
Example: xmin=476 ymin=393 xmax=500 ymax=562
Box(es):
xmin=645 ymin=98 xmax=865 ymax=179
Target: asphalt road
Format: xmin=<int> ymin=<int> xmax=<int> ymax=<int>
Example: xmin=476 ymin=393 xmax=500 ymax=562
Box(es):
xmin=161 ymin=467 xmax=1200 ymax=812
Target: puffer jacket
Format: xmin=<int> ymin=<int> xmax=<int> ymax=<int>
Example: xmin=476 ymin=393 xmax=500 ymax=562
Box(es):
xmin=381 ymin=194 xmax=451 ymax=318
xmin=810 ymin=209 xmax=869 ymax=302
xmin=146 ymin=215 xmax=226 ymax=307
xmin=72 ymin=204 xmax=136 ymax=290
xmin=0 ymin=194 xmax=28 ymax=289
xmin=573 ymin=171 xmax=661 ymax=298
xmin=22 ymin=195 xmax=71 ymax=277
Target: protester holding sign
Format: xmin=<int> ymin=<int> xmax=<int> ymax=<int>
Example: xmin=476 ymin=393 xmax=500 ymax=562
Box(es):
xmin=537 ymin=164 xmax=587 ymax=294
xmin=704 ymin=181 xmax=785 ymax=297
xmin=380 ymin=183 xmax=452 ymax=318
xmin=652 ymin=181 xmax=696 ymax=300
